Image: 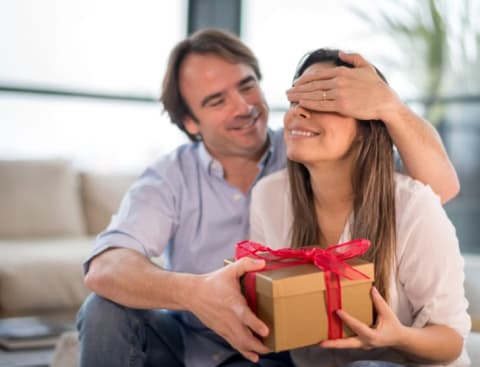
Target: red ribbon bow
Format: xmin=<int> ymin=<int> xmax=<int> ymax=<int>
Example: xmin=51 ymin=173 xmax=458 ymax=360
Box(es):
xmin=235 ymin=238 xmax=371 ymax=339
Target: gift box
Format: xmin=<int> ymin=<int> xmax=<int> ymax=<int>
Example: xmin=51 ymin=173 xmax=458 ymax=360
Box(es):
xmin=226 ymin=240 xmax=374 ymax=352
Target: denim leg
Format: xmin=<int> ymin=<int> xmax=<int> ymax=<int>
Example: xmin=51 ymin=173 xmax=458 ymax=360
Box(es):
xmin=77 ymin=293 xmax=184 ymax=367
xmin=343 ymin=361 xmax=407 ymax=367
xmin=218 ymin=351 xmax=294 ymax=367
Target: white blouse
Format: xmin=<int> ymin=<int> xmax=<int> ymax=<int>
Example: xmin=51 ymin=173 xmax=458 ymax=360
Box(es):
xmin=250 ymin=170 xmax=471 ymax=366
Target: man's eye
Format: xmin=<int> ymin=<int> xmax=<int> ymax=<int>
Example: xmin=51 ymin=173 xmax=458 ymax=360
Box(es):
xmin=240 ymin=83 xmax=255 ymax=92
xmin=209 ymin=99 xmax=224 ymax=107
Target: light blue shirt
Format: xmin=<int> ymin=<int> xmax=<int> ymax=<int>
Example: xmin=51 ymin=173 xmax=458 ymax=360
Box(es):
xmin=85 ymin=129 xmax=286 ymax=366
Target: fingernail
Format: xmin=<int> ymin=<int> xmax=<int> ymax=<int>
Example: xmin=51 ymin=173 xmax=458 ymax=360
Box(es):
xmin=372 ymin=286 xmax=378 ymax=294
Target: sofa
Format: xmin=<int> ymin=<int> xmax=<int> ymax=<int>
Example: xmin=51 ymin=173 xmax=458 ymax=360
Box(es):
xmin=0 ymin=159 xmax=135 ymax=317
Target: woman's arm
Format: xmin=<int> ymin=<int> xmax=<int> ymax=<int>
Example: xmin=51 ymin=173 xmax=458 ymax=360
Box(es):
xmin=321 ymin=287 xmax=463 ymax=363
xmin=396 ymin=322 xmax=463 ymax=363
xmin=319 ymin=178 xmax=469 ymax=363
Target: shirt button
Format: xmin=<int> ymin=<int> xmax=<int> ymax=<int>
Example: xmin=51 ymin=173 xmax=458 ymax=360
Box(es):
xmin=233 ymin=193 xmax=242 ymax=201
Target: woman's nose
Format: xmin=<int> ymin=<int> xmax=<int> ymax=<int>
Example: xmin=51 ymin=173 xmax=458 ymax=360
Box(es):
xmin=294 ymin=103 xmax=311 ymax=119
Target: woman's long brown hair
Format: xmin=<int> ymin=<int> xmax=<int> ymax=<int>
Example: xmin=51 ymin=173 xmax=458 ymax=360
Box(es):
xmin=288 ymin=49 xmax=396 ymax=301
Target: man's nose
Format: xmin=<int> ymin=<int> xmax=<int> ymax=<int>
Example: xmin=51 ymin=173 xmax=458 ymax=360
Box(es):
xmin=229 ymin=90 xmax=251 ymax=116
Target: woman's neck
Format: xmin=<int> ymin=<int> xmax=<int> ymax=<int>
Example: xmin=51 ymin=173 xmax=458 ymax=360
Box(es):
xmin=306 ymin=159 xmax=355 ymax=247
xmin=307 ymin=159 xmax=354 ymax=211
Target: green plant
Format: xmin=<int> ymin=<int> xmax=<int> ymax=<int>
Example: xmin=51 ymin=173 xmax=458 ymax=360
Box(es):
xmin=350 ymin=0 xmax=477 ymax=124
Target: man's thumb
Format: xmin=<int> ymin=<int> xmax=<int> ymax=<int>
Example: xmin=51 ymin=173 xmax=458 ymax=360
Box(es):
xmin=234 ymin=257 xmax=266 ymax=277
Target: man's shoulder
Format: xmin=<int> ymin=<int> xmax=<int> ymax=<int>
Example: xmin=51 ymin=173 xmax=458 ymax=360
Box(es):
xmin=269 ymin=128 xmax=286 ymax=154
xmin=127 ymin=143 xmax=200 ymax=193
xmin=269 ymin=127 xmax=284 ymax=141
xmin=149 ymin=142 xmax=200 ymax=173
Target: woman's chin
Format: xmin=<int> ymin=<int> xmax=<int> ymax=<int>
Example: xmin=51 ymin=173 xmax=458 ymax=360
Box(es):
xmin=287 ymin=154 xmax=309 ymax=165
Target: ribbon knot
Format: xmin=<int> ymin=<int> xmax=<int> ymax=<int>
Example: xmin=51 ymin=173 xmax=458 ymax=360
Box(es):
xmin=303 ymin=248 xmax=317 ymax=261
xmin=235 ymin=238 xmax=371 ymax=340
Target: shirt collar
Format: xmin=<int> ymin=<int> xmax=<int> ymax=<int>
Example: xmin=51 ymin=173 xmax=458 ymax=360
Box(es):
xmin=197 ymin=128 xmax=276 ymax=177
xmin=259 ymin=129 xmax=276 ymax=168
xmin=197 ymin=143 xmax=219 ymax=177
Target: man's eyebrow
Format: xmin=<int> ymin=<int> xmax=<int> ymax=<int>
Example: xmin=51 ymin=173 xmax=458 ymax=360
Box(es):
xmin=238 ymin=75 xmax=256 ymax=88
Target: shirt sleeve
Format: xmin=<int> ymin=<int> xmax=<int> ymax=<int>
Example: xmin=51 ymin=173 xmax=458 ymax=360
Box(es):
xmin=83 ymin=159 xmax=179 ymax=273
xmin=396 ymin=183 xmax=471 ymax=338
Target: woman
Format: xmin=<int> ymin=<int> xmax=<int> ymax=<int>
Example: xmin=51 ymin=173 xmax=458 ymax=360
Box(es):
xmin=249 ymin=49 xmax=470 ymax=366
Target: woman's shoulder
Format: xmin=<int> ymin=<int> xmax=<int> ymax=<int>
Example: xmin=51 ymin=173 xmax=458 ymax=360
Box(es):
xmin=251 ymin=169 xmax=290 ymax=215
xmin=254 ymin=168 xmax=289 ymax=194
xmin=393 ymin=172 xmax=458 ymax=260
xmin=394 ymin=172 xmax=441 ymax=209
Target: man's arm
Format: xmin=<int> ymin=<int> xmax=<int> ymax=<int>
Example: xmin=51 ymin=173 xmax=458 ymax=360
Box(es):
xmin=85 ymin=248 xmax=270 ymax=362
xmin=378 ymin=99 xmax=459 ymax=204
xmin=286 ymin=51 xmax=459 ymax=204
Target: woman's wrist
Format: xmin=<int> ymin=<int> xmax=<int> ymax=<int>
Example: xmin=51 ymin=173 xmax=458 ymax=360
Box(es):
xmin=392 ymin=323 xmax=411 ymax=351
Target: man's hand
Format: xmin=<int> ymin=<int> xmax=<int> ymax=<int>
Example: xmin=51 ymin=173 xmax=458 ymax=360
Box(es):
xmin=286 ymin=51 xmax=402 ymax=122
xmin=188 ymin=257 xmax=270 ymax=362
xmin=320 ymin=287 xmax=405 ymax=350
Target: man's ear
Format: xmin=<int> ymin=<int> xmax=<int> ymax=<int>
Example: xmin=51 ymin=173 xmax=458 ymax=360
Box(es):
xmin=184 ymin=115 xmax=200 ymax=136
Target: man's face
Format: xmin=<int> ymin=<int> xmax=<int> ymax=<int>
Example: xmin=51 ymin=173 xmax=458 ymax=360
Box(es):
xmin=179 ymin=53 xmax=269 ymax=161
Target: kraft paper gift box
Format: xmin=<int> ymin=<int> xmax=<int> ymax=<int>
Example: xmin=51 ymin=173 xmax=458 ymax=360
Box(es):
xmin=226 ymin=241 xmax=374 ymax=352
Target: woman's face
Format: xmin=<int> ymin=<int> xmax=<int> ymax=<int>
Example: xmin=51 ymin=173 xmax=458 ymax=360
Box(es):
xmin=284 ymin=62 xmax=359 ymax=167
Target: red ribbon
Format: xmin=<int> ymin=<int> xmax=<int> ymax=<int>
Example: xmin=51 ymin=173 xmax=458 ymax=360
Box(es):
xmin=235 ymin=238 xmax=371 ymax=340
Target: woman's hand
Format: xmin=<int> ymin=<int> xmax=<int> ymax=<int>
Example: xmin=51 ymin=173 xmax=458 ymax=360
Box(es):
xmin=320 ymin=287 xmax=406 ymax=350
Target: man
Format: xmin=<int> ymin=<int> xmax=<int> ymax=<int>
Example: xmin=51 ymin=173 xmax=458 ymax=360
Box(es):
xmin=77 ymin=29 xmax=459 ymax=367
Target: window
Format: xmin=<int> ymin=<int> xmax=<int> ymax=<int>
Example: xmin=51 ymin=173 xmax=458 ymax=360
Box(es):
xmin=0 ymin=0 xmax=188 ymax=172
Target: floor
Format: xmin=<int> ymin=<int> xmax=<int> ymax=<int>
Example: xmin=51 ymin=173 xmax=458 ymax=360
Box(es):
xmin=0 ymin=310 xmax=76 ymax=367
xmin=0 ymin=347 xmax=53 ymax=367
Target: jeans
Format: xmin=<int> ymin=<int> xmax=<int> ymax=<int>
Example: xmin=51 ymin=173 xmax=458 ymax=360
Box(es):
xmin=77 ymin=293 xmax=293 ymax=367
xmin=343 ymin=362 xmax=406 ymax=367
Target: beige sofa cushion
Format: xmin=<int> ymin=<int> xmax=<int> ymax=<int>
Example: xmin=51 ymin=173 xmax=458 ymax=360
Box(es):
xmin=80 ymin=172 xmax=135 ymax=235
xmin=0 ymin=237 xmax=92 ymax=315
xmin=0 ymin=159 xmax=85 ymax=237
xmin=465 ymin=254 xmax=480 ymax=332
